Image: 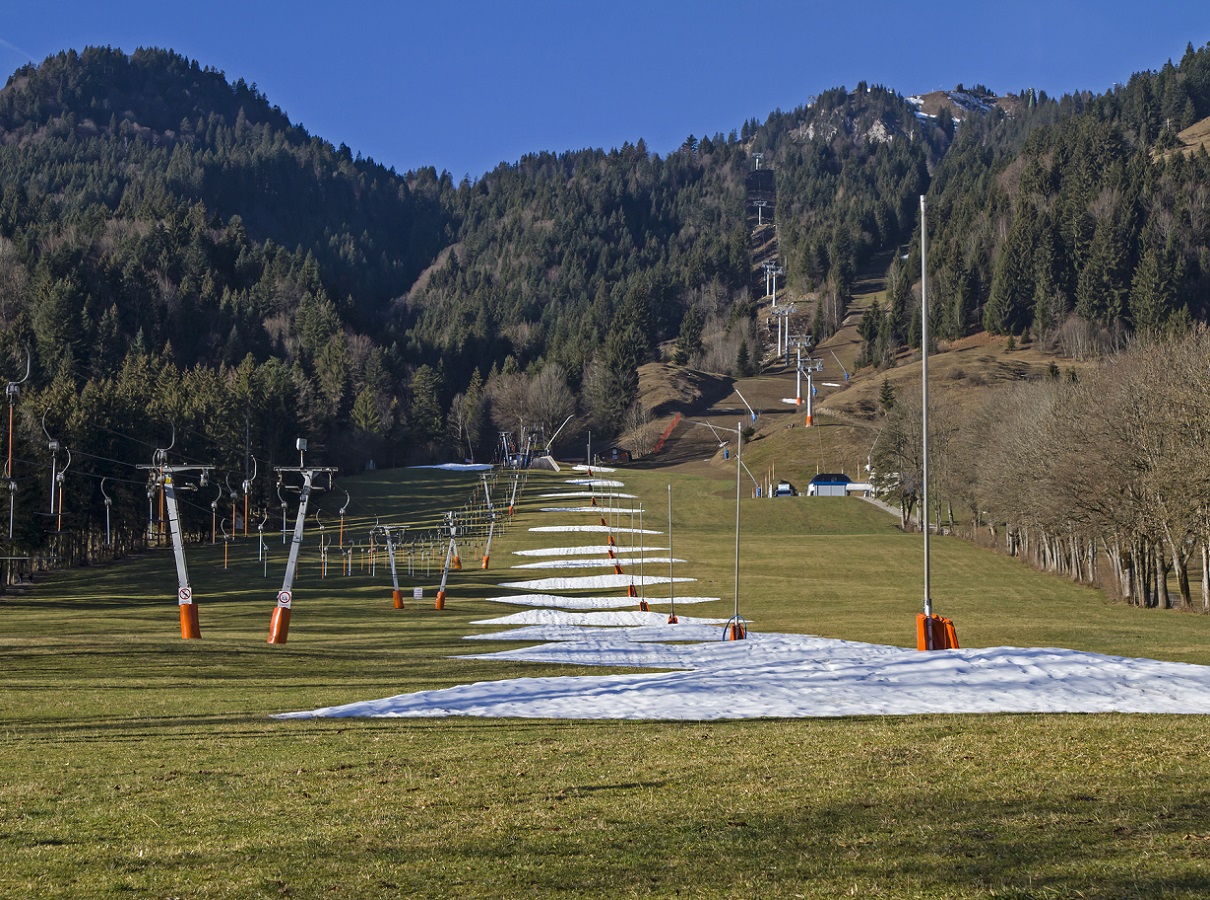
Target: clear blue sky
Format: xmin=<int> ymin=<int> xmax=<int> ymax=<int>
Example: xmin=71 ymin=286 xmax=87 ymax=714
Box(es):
xmin=3 ymin=1 xmax=1207 ymax=181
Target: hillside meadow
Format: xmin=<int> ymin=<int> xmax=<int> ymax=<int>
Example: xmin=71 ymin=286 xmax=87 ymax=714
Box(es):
xmin=3 ymin=465 xmax=1210 ymax=898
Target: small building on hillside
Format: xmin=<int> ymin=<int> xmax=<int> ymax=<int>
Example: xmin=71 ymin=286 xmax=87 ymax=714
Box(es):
xmin=807 ymin=473 xmax=851 ymax=497
xmin=602 ymin=446 xmax=632 ymax=464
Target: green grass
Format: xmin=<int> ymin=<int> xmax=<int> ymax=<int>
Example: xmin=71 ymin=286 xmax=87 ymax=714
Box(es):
xmin=4 ymin=464 xmax=1210 ymax=898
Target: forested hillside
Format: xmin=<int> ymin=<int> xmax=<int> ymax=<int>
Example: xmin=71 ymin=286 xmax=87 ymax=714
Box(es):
xmin=3 ymin=40 xmax=1210 ymax=583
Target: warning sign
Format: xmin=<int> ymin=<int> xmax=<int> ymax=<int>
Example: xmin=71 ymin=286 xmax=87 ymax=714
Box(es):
xmin=178 ymin=587 xmax=193 ymax=605
xmin=277 ymin=590 xmax=292 ymax=608
xmin=412 ymin=587 xmax=423 ymax=601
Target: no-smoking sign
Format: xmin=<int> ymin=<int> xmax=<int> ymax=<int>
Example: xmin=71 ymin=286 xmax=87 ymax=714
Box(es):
xmin=277 ymin=590 xmax=292 ymax=608
xmin=178 ymin=587 xmax=192 ymax=605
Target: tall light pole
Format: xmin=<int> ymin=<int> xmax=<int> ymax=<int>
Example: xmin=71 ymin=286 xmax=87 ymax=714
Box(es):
xmin=920 ymin=195 xmax=932 ymax=626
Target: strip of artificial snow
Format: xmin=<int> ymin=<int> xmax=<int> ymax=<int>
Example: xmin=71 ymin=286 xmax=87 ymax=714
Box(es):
xmin=484 ymin=594 xmax=719 ymax=609
xmin=512 ymin=546 xmax=666 ymax=557
xmin=411 ymin=463 xmax=494 ymax=472
xmin=529 ymin=525 xmax=660 ymax=535
xmin=540 ymin=506 xmax=643 ymax=514
xmin=565 ymin=479 xmax=626 ymax=488
xmin=472 ymin=610 xmax=726 ymax=628
xmin=277 ymin=632 xmax=1210 ymax=721
xmin=572 ymin=465 xmax=617 ymax=473
xmin=537 ymin=492 xmax=637 ymax=500
xmin=497 ymin=574 xmax=696 ymax=591
xmin=467 ymin=623 xmax=729 ymax=642
xmin=510 ymin=557 xmax=684 ymax=570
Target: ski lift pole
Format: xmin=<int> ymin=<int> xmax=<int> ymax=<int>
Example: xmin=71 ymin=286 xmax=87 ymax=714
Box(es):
xmin=381 ymin=526 xmax=405 ymax=608
xmin=55 ymin=448 xmax=71 ymax=533
xmin=163 ymin=470 xmax=200 ymax=638
xmin=5 ymin=350 xmax=29 ymax=540
xmin=725 ymin=420 xmax=747 ymax=640
xmin=137 ymin=448 xmax=211 ymax=640
xmin=481 ymin=476 xmax=496 ymax=568
xmin=339 ymin=489 xmax=349 ymax=550
xmin=42 ymin=411 xmax=60 ymax=519
xmin=242 ymin=457 xmax=257 ymax=538
xmin=267 ymin=465 xmax=337 ymax=644
xmin=507 ymin=468 xmax=520 ymax=517
xmin=667 ymin=486 xmax=678 ymax=624
xmin=435 ymin=529 xmax=455 ymax=610
xmin=101 ymin=477 xmax=112 ymax=548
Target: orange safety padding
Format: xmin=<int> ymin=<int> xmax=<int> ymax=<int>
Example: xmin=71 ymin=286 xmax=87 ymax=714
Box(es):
xmin=627 ymin=583 xmax=637 ymax=597
xmin=668 ymin=613 xmax=679 ymax=624
xmin=452 ymin=555 xmax=462 ymax=571
xmin=918 ymin=613 xmax=959 ymax=650
xmin=916 ymin=612 xmax=931 ymax=650
xmin=392 ymin=589 xmax=404 ymax=609
xmin=942 ymin=617 xmax=960 ymax=649
xmin=434 ymin=590 xmax=446 ymax=610
xmin=179 ymin=603 xmax=201 ymax=640
xmin=267 ymin=606 xmax=291 ymax=644
xmin=638 ymin=599 xmax=650 ymax=611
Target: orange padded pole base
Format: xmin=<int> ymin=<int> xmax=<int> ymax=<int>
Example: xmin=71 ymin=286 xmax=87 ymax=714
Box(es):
xmin=481 ymin=555 xmax=490 ymax=569
xmin=179 ymin=603 xmax=201 ymax=640
xmin=725 ymin=621 xmax=747 ymax=641
xmin=393 ymin=589 xmax=404 ymax=609
xmin=453 ymin=555 xmax=462 ymax=571
xmin=805 ymin=413 xmax=813 ymax=427
xmin=435 ymin=590 xmax=446 ymax=610
xmin=267 ymin=606 xmax=291 ymax=644
xmin=668 ymin=613 xmax=679 ymax=624
xmin=627 ymin=583 xmax=637 ymax=597
xmin=638 ymin=599 xmax=650 ymax=611
xmin=916 ymin=613 xmax=960 ymax=650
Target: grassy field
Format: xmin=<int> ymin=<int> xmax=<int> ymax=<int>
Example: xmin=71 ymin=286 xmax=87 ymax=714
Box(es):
xmin=4 ymin=464 xmax=1210 ymax=898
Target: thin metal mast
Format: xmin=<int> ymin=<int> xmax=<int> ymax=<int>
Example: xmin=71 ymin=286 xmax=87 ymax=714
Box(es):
xmin=920 ymin=195 xmax=932 ymax=621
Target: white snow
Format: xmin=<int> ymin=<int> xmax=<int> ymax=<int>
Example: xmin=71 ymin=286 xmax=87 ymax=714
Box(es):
xmin=539 ymin=506 xmax=643 ymax=514
xmin=279 ymin=467 xmax=1210 ymax=724
xmin=512 ymin=546 xmax=665 ymax=557
xmin=484 ymin=594 xmax=719 ymax=609
xmin=472 ymin=610 xmax=726 ymax=627
xmin=412 ymin=463 xmax=494 ymax=472
xmin=497 ymin=574 xmax=696 ymax=591
xmin=572 ymin=464 xmax=616 ymax=473
xmin=279 ymin=630 xmax=1210 ymax=721
xmin=565 ymin=479 xmax=625 ymax=488
xmin=537 ymin=492 xmax=637 ymax=500
xmin=529 ymin=525 xmax=660 ymax=535
xmin=509 ymin=557 xmax=683 ymax=570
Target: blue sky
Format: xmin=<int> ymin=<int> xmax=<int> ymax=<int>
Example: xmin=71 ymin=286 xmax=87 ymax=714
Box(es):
xmin=3 ymin=1 xmax=1207 ymax=181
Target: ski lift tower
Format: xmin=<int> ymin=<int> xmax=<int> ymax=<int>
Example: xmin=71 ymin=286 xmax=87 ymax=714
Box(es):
xmin=266 ymin=439 xmax=338 ymax=644
xmin=137 ymin=435 xmax=213 ymax=640
xmin=372 ymin=523 xmax=407 ymax=608
xmin=4 ymin=350 xmax=29 ymax=539
xmin=795 ymin=344 xmax=824 ymax=426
